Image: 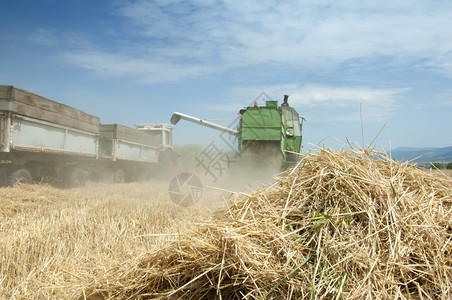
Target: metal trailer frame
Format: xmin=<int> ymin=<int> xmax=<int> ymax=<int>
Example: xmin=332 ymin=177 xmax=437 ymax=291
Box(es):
xmin=99 ymin=138 xmax=159 ymax=163
xmin=0 ymin=113 xmax=98 ymax=157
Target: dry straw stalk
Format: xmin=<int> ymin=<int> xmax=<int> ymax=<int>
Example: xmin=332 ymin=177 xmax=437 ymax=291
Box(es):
xmin=80 ymin=148 xmax=452 ymax=299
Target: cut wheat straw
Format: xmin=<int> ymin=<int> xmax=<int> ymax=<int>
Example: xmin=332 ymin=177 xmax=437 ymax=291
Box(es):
xmin=81 ymin=148 xmax=452 ymax=299
xmin=1 ymin=182 xmax=212 ymax=299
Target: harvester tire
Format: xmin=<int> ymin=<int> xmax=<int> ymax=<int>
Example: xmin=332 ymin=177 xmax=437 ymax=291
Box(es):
xmin=8 ymin=168 xmax=32 ymax=186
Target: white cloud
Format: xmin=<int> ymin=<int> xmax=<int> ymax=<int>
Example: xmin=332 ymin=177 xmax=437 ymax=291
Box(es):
xmin=113 ymin=0 xmax=452 ymax=73
xmin=252 ymin=84 xmax=408 ymax=122
xmin=290 ymin=85 xmax=406 ymax=107
xmin=430 ymin=89 xmax=452 ymax=107
xmin=28 ymin=0 xmax=452 ymax=82
xmin=59 ymin=50 xmax=215 ymax=83
xmin=28 ymin=28 xmax=98 ymax=50
xmin=28 ymin=29 xmax=60 ymax=47
xmin=416 ymin=52 xmax=452 ymax=78
xmin=209 ymin=83 xmax=407 ymax=122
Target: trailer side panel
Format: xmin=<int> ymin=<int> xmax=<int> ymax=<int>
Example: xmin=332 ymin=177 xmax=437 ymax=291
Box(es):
xmin=99 ymin=124 xmax=160 ymax=146
xmin=6 ymin=114 xmax=98 ymax=157
xmin=99 ymin=124 xmax=159 ymax=163
xmin=113 ymin=140 xmax=159 ymax=162
xmin=0 ymin=85 xmax=100 ymax=133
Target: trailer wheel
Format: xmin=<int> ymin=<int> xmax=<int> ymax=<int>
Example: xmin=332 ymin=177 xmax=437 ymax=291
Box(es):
xmin=113 ymin=169 xmax=125 ymax=184
xmin=24 ymin=161 xmax=45 ymax=181
xmin=64 ymin=167 xmax=86 ymax=188
xmin=8 ymin=168 xmax=32 ymax=186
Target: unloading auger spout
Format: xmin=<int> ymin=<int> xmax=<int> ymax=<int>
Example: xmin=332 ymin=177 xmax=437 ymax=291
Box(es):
xmin=170 ymin=112 xmax=239 ymax=136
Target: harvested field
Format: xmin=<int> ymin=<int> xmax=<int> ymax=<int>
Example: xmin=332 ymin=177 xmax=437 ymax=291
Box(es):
xmin=0 ymin=182 xmax=216 ymax=299
xmin=1 ymin=148 xmax=451 ymax=299
xmin=433 ymin=169 xmax=452 ymax=178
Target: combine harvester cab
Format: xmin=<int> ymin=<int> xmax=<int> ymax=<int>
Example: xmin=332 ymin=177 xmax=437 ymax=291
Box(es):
xmin=238 ymin=95 xmax=303 ymax=168
xmin=171 ymin=95 xmax=303 ymax=170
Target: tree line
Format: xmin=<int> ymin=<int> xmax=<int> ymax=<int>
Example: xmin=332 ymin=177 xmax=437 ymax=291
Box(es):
xmin=431 ymin=162 xmax=452 ymax=169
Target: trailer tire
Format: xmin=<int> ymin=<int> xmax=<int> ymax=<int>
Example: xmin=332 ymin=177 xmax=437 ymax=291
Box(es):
xmin=8 ymin=168 xmax=32 ymax=186
xmin=25 ymin=161 xmax=45 ymax=181
xmin=64 ymin=167 xmax=86 ymax=188
xmin=113 ymin=169 xmax=125 ymax=184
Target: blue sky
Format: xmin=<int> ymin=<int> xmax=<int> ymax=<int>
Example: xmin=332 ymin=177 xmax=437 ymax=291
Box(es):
xmin=1 ymin=0 xmax=452 ymax=151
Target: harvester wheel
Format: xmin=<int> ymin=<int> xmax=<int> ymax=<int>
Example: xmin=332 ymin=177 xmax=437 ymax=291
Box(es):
xmin=8 ymin=168 xmax=32 ymax=186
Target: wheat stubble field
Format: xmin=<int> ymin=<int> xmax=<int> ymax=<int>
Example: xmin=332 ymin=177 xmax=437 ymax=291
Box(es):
xmin=0 ymin=181 xmax=220 ymax=299
xmin=1 ymin=149 xmax=452 ymax=299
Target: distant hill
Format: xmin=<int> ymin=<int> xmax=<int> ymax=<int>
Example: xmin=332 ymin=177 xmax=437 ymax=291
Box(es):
xmin=390 ymin=146 xmax=452 ymax=165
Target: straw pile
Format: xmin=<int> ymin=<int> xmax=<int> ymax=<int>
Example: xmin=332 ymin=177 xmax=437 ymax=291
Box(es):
xmin=81 ymin=149 xmax=452 ymax=299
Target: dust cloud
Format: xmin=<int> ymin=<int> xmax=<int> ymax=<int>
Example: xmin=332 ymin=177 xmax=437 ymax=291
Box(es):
xmin=173 ymin=142 xmax=287 ymax=210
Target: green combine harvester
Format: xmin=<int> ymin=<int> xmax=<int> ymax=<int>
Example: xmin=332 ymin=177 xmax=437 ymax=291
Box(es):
xmin=170 ymin=95 xmax=303 ymax=169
